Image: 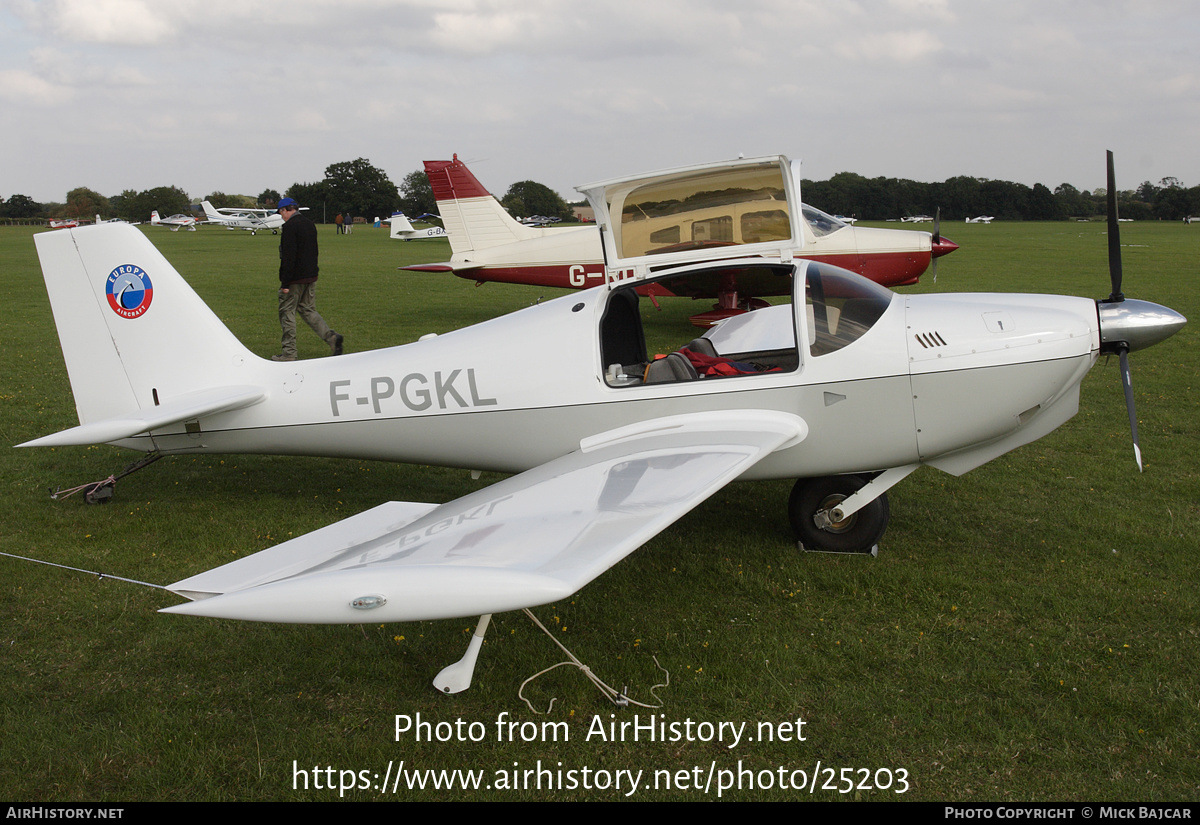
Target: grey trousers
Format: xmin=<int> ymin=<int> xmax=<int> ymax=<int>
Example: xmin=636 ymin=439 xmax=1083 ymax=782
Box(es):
xmin=279 ymin=282 xmax=336 ymax=358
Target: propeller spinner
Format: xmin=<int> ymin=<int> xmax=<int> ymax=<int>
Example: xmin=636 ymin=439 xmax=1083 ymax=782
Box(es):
xmin=1095 ymin=150 xmax=1186 ymax=471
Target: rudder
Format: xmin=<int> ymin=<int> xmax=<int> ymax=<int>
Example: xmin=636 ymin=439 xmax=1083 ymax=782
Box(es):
xmin=423 ymin=155 xmax=539 ymax=256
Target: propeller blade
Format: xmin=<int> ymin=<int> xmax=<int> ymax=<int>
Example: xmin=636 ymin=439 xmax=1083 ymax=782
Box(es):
xmin=932 ymin=207 xmax=941 ymax=282
xmin=1106 ymin=150 xmax=1124 ymax=302
xmin=1118 ymin=348 xmax=1142 ymax=472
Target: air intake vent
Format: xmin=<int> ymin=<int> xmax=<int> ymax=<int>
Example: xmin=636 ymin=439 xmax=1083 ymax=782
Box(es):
xmin=913 ymin=331 xmax=948 ymax=349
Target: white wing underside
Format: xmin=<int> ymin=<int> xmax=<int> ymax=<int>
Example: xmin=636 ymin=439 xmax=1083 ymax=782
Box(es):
xmin=162 ymin=411 xmax=806 ymax=624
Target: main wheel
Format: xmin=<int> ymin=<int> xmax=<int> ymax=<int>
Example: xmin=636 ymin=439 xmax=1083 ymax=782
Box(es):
xmin=788 ymin=475 xmax=889 ymax=554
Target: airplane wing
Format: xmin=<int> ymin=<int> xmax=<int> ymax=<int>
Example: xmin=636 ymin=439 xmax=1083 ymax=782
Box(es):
xmin=216 ymin=207 xmax=273 ymax=216
xmin=161 ymin=410 xmax=806 ymax=624
xmin=17 ymin=385 xmax=266 ymax=448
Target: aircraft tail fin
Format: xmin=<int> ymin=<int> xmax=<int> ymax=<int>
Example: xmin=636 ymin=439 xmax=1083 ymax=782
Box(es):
xmin=423 ymin=155 xmax=541 ymax=256
xmin=201 ymin=201 xmax=221 ymax=220
xmin=150 ymin=210 xmax=161 ymax=226
xmin=389 ymin=212 xmax=415 ymax=239
xmin=30 ymin=224 xmax=259 ymax=439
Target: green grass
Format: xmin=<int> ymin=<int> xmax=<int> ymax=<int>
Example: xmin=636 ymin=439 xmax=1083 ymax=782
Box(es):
xmin=1 ymin=221 xmax=1197 ymax=801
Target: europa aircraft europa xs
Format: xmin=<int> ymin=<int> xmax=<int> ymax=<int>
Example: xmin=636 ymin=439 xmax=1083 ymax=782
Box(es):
xmin=405 ymin=156 xmax=959 ymax=326
xmin=22 ymin=153 xmax=1184 ymax=693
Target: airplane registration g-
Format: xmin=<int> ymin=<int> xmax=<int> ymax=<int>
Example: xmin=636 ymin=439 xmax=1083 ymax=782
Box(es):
xmin=200 ymin=201 xmax=285 ymax=235
xmin=405 ymin=156 xmax=959 ymax=326
xmin=22 ymin=153 xmax=1184 ymax=694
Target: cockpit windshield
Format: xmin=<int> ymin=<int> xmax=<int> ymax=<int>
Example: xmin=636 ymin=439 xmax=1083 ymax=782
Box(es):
xmin=804 ymin=262 xmax=894 ymax=356
xmin=801 ymin=204 xmax=848 ymax=238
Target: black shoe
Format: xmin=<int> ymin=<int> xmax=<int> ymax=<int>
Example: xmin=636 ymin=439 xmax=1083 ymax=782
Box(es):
xmin=331 ymin=333 xmax=344 ymax=356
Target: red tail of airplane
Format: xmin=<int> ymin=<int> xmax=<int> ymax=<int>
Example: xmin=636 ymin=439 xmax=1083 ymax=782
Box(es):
xmin=423 ymin=155 xmax=547 ymax=257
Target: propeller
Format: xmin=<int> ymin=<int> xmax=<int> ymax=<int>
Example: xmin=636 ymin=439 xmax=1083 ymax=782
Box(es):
xmin=931 ymin=207 xmax=941 ymax=283
xmin=1105 ymin=150 xmax=1124 ymax=303
xmin=1095 ymin=150 xmax=1187 ymax=471
xmin=927 ymin=207 xmax=959 ymax=282
xmin=1098 ymin=150 xmax=1141 ymax=470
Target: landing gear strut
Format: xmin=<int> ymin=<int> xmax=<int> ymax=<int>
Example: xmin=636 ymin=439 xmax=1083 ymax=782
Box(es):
xmin=788 ymin=475 xmax=889 ymax=555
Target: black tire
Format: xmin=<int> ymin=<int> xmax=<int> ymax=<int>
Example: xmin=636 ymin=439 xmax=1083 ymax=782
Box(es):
xmin=788 ymin=475 xmax=889 ymax=553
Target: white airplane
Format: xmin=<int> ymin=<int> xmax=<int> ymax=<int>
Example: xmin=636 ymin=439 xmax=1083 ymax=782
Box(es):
xmin=404 ymin=156 xmax=959 ymax=326
xmin=388 ymin=211 xmax=448 ymax=241
xmin=966 ymin=216 xmax=995 ymax=224
xmin=48 ymin=218 xmax=80 ymax=229
xmin=22 ymin=153 xmax=1184 ymax=694
xmin=901 ymin=215 xmax=934 ymax=223
xmin=200 ymin=201 xmax=284 ymax=235
xmin=150 ymin=210 xmax=198 ymax=231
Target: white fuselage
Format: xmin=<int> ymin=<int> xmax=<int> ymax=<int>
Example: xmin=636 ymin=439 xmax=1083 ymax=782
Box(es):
xmin=124 ymin=260 xmax=1100 ymax=483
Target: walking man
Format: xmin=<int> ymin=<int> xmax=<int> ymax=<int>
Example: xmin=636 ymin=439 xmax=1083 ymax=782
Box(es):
xmin=273 ymin=197 xmax=344 ymax=362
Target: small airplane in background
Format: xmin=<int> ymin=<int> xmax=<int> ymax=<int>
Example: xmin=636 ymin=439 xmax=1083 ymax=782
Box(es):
xmin=150 ymin=211 xmax=198 ymax=231
xmin=966 ymin=216 xmax=995 ymax=224
xmin=200 ymin=202 xmax=284 ymax=235
xmin=48 ymin=219 xmax=80 ymax=229
xmin=20 ymin=152 xmax=1184 ymax=694
xmin=388 ymin=212 xmax=448 ymax=241
xmin=403 ymin=156 xmax=958 ymax=326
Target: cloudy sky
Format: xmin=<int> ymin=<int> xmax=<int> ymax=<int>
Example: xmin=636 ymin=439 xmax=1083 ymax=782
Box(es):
xmin=3 ymin=0 xmax=1198 ymax=206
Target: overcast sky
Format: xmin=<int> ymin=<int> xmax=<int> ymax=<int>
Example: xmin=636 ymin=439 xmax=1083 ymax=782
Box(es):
xmin=3 ymin=0 xmax=1198 ymax=207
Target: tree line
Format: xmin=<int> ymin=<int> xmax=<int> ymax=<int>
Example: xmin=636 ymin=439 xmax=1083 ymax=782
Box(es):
xmin=1 ymin=158 xmax=581 ymax=226
xmin=7 ymin=163 xmax=1200 ymax=225
xmin=801 ymin=172 xmax=1200 ymax=221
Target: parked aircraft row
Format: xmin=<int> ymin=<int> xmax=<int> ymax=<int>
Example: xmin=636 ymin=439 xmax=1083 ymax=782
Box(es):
xmin=19 ymin=152 xmax=1184 ymax=694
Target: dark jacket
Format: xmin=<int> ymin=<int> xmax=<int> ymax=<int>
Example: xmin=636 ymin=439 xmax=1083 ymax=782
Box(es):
xmin=279 ymin=212 xmax=319 ymax=286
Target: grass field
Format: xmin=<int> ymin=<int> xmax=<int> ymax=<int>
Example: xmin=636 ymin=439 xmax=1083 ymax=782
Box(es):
xmin=1 ymin=220 xmax=1197 ymax=801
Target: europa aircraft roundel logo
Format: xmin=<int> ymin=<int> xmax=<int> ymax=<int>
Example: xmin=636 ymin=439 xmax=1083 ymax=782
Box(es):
xmin=105 ymin=264 xmax=154 ymax=319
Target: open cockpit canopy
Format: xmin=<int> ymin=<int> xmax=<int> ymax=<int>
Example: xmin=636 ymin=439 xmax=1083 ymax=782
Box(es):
xmin=578 ymin=155 xmax=805 ymax=283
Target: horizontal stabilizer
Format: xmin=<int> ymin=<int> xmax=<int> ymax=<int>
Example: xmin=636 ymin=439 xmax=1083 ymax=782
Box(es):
xmin=399 ymin=262 xmax=483 ymax=273
xmin=18 ymin=385 xmax=266 ymax=448
xmin=161 ymin=410 xmax=807 ymax=624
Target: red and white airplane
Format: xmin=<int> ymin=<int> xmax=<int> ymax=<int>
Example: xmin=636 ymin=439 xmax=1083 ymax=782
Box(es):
xmin=404 ymin=156 xmax=959 ymax=325
xmin=48 ymin=219 xmax=81 ymax=229
xmin=150 ymin=210 xmax=198 ymax=232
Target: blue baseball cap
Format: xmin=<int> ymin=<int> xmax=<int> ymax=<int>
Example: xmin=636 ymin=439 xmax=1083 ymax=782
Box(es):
xmin=277 ymin=197 xmax=298 ymax=212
